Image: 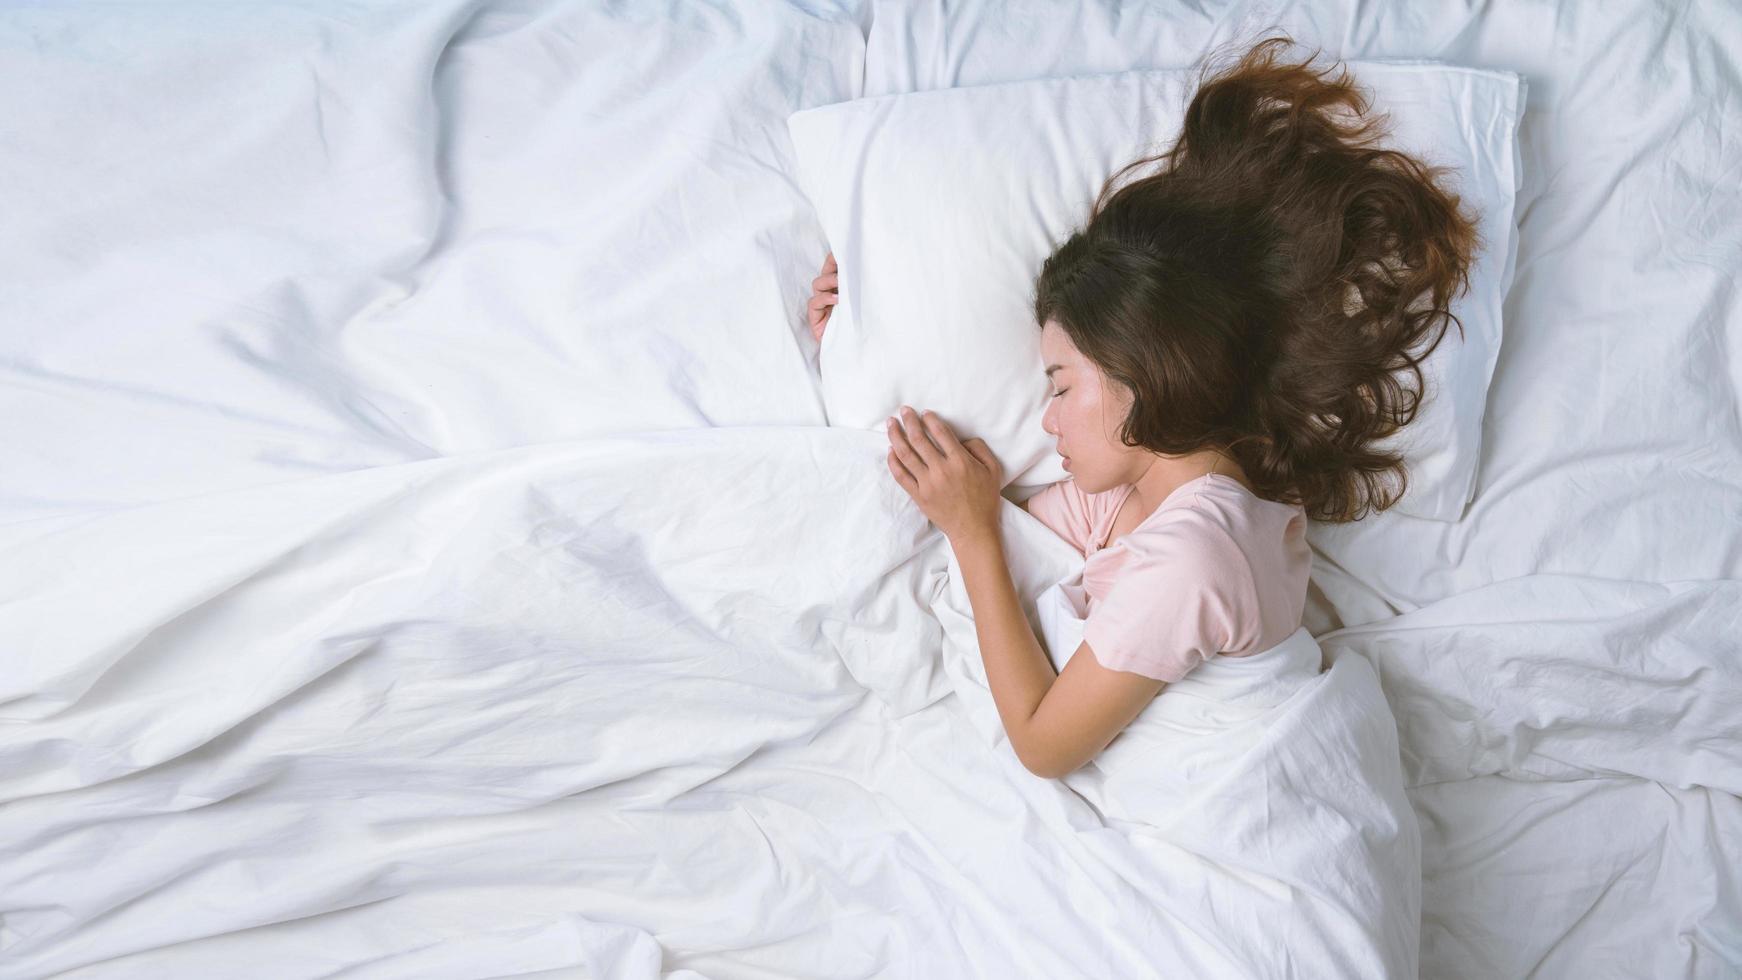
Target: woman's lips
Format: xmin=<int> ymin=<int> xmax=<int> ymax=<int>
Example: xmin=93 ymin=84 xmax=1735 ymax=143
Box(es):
xmin=1063 ymin=456 xmax=1073 ymax=470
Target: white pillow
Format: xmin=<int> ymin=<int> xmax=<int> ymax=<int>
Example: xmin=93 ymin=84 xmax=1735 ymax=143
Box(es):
xmin=786 ymin=62 xmax=1524 ymax=521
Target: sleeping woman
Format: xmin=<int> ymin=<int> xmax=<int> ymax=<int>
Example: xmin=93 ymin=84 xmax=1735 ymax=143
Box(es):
xmin=804 ymin=36 xmax=1478 ymax=779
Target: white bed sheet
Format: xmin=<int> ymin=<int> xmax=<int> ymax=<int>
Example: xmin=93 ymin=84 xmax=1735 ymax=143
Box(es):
xmin=3 ymin=1 xmax=1740 ymax=978
xmin=1 ymin=0 xmax=1416 ymax=976
xmin=866 ymin=0 xmax=1742 ymax=975
xmin=0 ymin=426 xmax=1421 ymax=978
xmin=0 ymin=0 xmax=862 ymax=524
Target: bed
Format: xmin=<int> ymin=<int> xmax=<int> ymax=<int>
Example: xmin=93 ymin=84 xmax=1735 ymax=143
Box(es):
xmin=1 ymin=1 xmax=1737 ymax=978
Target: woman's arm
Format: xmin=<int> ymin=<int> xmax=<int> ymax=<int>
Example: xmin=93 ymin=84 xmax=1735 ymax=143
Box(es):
xmin=949 ymin=531 xmax=1056 ymax=770
xmin=881 ymin=408 xmax=1148 ymax=777
xmin=951 ymin=532 xmax=1164 ymax=778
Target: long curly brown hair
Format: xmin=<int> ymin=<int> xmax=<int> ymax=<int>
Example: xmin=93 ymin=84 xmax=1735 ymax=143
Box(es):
xmin=1032 ymin=34 xmax=1482 ymax=523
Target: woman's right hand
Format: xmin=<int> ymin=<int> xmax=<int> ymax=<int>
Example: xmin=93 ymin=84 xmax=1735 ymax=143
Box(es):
xmin=806 ymin=251 xmax=838 ymax=343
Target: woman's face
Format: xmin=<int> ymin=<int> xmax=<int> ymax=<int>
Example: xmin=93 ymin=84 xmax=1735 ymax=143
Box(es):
xmin=1039 ymin=320 xmax=1142 ymax=493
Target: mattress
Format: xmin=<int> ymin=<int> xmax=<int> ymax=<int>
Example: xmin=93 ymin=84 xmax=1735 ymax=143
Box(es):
xmin=2 ymin=1 xmax=1738 ymax=977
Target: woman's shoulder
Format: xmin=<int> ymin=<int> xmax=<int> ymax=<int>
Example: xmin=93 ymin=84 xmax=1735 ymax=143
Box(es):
xmin=1123 ymin=476 xmax=1305 ymax=562
xmin=1022 ymin=479 xmax=1128 ymax=554
xmin=1148 ymin=474 xmax=1305 ymax=535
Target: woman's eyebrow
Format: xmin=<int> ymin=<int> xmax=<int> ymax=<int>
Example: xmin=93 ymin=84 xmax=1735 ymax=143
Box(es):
xmin=1045 ymin=365 xmax=1066 ymax=377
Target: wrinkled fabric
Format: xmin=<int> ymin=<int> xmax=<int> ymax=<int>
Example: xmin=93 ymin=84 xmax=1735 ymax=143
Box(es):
xmin=0 ymin=429 xmax=1418 ymax=978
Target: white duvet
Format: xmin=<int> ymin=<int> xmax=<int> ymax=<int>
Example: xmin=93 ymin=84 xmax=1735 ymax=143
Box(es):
xmin=3 ymin=0 xmax=1740 ymax=977
xmin=0 ymin=428 xmax=1419 ymax=978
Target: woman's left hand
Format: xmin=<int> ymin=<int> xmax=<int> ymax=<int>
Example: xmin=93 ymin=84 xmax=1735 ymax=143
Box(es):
xmin=886 ymin=406 xmax=1005 ymax=545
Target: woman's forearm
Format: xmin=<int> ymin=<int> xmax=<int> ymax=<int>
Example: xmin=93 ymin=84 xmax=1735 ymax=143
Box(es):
xmin=948 ymin=531 xmax=1056 ymax=766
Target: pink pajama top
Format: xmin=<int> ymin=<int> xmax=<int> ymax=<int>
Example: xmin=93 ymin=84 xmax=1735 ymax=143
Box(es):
xmin=1023 ymin=473 xmax=1312 ymax=683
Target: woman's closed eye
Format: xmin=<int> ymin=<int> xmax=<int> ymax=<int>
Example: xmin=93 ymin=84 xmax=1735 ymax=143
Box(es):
xmin=1050 ymin=388 xmax=1068 ymax=399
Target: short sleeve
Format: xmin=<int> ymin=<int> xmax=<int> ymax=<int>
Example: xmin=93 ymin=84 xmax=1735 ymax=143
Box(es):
xmin=1021 ymin=480 xmax=1095 ymax=553
xmin=1080 ymin=518 xmax=1253 ymax=683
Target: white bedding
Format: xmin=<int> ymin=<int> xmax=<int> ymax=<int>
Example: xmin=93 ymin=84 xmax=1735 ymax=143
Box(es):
xmin=0 ymin=428 xmax=1417 ymax=977
xmin=2 ymin=1 xmax=1740 ymax=978
xmin=0 ymin=0 xmax=860 ymax=522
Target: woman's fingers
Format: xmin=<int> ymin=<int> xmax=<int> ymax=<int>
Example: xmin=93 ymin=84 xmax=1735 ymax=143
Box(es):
xmin=887 ymin=450 xmax=914 ymax=488
xmin=962 ymin=437 xmax=990 ymax=467
xmin=807 ymin=292 xmax=837 ymax=337
xmin=808 ymin=253 xmax=839 ymax=342
xmin=894 ymin=408 xmax=944 ymax=466
xmin=920 ymin=411 xmax=960 ymax=459
xmin=888 ymin=416 xmax=927 ymax=473
xmin=964 ymin=437 xmax=1002 ymax=481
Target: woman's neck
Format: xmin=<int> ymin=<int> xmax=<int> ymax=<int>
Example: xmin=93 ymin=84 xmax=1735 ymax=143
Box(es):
xmin=1125 ymin=448 xmax=1251 ymax=517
